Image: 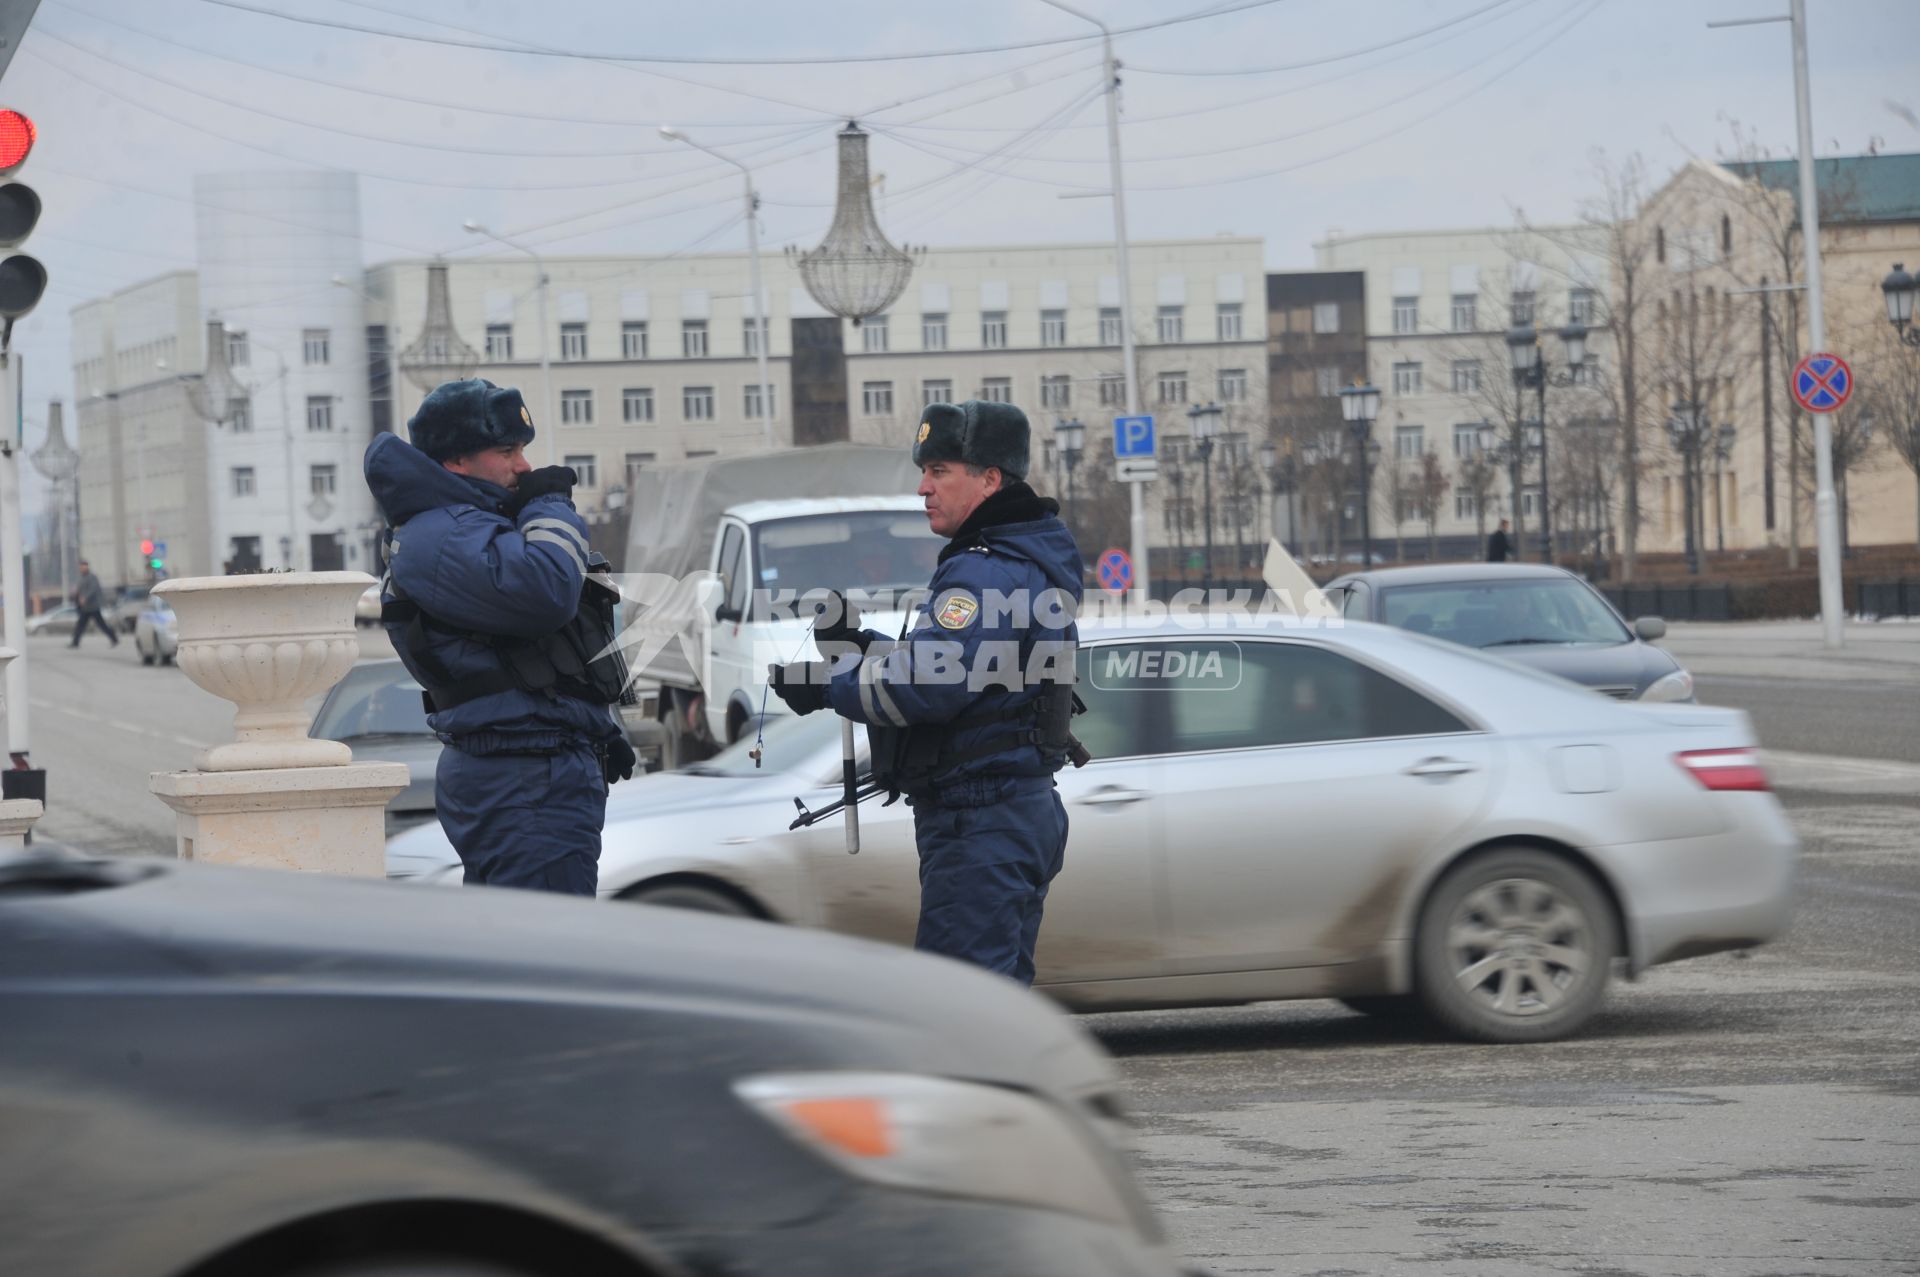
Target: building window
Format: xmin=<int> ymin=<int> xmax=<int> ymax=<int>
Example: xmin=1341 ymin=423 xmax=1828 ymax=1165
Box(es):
xmin=1570 ymin=358 xmax=1600 ymax=386
xmin=1520 ymin=487 xmax=1540 ymax=517
xmin=861 ymin=381 xmax=894 ymax=416
xmin=1510 ymin=291 xmax=1535 ymax=326
xmin=1656 ymin=226 xmax=1666 ymax=263
xmin=1391 ymin=297 xmax=1417 ymax=334
xmin=229 ymin=398 xmax=252 ymax=433
xmin=981 ymin=311 xmax=1008 ymax=349
xmin=1452 ymin=423 xmax=1481 ymax=457
xmin=622 ymin=387 xmax=654 ymax=423
xmin=1451 ymin=360 xmax=1482 ymax=394
xmin=1392 ymin=362 xmax=1423 ymax=396
xmin=682 ymin=386 xmax=714 ymax=421
xmin=1217 ymin=368 xmax=1248 ymax=402
xmin=1455 ymin=492 xmax=1477 ymax=520
xmin=1450 ymin=295 xmax=1476 ymax=332
xmin=560 ymin=389 xmax=593 ymax=424
xmin=1568 ymin=289 xmax=1596 ymax=325
xmin=560 ymin=322 xmax=588 ymax=361
xmin=1216 ymin=303 xmax=1242 ymax=341
xmin=1156 ymin=306 xmax=1184 ymax=343
xmin=1099 ymin=307 xmax=1122 ymax=345
xmin=485 ymin=324 xmax=513 ymax=360
xmin=624 ymin=452 xmax=656 ymax=486
xmin=741 ymin=318 xmax=765 ymax=357
xmin=306 ymin=396 xmax=334 ymax=432
xmin=232 ymin=466 xmax=256 ymax=497
xmin=226 ymin=330 xmax=249 ymax=367
xmin=862 ymin=315 xmax=888 ymax=353
xmin=563 ymin=454 xmax=598 ymax=488
xmin=1097 ymin=373 xmax=1124 ymax=406
xmin=622 ymin=320 xmax=648 ymax=360
xmin=1720 ymin=214 xmax=1732 ymax=254
xmin=980 ymin=377 xmax=1012 ymax=403
xmin=922 ymin=378 xmax=953 ymax=406
xmin=1314 ymin=365 xmax=1341 ymax=397
xmin=1395 ymin=425 xmax=1425 ymax=459
xmin=309 ymin=463 xmax=336 ymax=496
xmin=922 ymin=313 xmax=948 ymax=350
xmin=228 ymin=535 xmax=262 ymax=569
xmin=1040 ymin=375 xmax=1071 ymax=410
xmin=302 ymin=328 xmax=330 ymax=365
xmin=1156 ymin=371 xmax=1187 ymax=405
xmin=682 ymin=320 xmax=708 ymax=358
xmin=1312 ymin=301 xmax=1339 ymax=334
xmin=1040 ymin=309 xmax=1067 ymax=347
xmin=744 ymin=381 xmax=776 ymax=419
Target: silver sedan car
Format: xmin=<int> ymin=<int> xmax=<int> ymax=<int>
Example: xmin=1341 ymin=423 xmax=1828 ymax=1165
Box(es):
xmin=389 ymin=618 xmax=1798 ymax=1042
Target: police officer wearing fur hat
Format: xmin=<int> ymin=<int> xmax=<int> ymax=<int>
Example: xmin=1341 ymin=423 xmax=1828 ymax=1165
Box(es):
xmin=768 ymin=400 xmax=1085 ymax=985
xmin=365 ymin=378 xmax=636 ymax=895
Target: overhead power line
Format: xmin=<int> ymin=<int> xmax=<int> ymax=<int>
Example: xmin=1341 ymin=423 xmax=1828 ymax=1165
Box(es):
xmin=1129 ymin=0 xmax=1518 ymax=75
xmin=196 ymin=0 xmax=1291 ymax=65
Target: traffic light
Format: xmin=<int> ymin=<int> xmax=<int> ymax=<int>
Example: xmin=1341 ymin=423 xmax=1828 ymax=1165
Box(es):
xmin=0 ymin=108 xmax=44 ymax=333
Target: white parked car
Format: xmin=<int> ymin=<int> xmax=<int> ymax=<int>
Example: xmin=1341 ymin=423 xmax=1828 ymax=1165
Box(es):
xmin=389 ymin=617 xmax=1799 ymax=1042
xmin=133 ymin=596 xmax=177 ymax=665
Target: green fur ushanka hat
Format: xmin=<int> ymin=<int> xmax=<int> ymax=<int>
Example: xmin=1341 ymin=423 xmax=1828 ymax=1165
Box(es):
xmin=912 ymin=399 xmax=1031 ymax=480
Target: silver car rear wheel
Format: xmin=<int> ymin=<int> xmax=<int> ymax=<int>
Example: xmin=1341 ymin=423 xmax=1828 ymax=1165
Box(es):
xmin=1413 ymin=848 xmax=1616 ymax=1043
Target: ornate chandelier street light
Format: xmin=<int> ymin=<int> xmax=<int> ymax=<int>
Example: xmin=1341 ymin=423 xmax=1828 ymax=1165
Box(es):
xmin=792 ymin=122 xmax=919 ymax=324
xmin=398 ymin=260 xmax=479 ymax=393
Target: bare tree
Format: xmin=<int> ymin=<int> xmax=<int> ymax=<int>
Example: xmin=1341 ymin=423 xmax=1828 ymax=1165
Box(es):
xmin=1458 ymin=448 xmax=1501 ymax=555
xmin=1857 ymin=326 xmax=1920 ymax=547
xmin=1413 ymin=449 xmax=1452 ymax=560
xmin=1383 ymin=456 xmax=1410 ymax=562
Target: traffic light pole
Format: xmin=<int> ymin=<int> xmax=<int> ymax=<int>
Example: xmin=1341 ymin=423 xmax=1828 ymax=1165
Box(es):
xmin=1 ymin=350 xmax=31 ymax=761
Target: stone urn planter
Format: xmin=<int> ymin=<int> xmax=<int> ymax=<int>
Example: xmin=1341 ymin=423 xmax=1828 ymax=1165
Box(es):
xmin=155 ymin=572 xmax=374 ymax=772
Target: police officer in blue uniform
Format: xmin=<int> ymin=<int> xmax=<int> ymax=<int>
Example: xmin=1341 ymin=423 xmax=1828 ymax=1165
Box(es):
xmin=364 ymin=378 xmax=635 ymax=895
xmin=769 ymin=400 xmax=1084 ymax=985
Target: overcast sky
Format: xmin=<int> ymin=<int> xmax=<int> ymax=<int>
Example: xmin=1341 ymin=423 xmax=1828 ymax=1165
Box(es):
xmin=7 ymin=0 xmax=1918 ymax=511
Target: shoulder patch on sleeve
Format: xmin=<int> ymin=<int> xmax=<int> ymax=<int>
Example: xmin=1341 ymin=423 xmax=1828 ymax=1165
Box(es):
xmin=934 ymin=591 xmax=979 ymax=630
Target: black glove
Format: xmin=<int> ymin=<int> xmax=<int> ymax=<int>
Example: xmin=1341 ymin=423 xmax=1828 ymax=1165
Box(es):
xmin=767 ymin=661 xmax=831 ymax=715
xmin=602 ymin=734 xmax=639 ymax=785
xmin=811 ymin=589 xmax=871 ymax=653
xmin=506 ymin=465 xmax=577 ymax=517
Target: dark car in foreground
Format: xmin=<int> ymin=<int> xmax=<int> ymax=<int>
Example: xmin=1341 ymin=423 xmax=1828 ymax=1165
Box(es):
xmin=0 ymin=850 xmax=1191 ymax=1277
xmin=1326 ymin=563 xmax=1693 ymax=701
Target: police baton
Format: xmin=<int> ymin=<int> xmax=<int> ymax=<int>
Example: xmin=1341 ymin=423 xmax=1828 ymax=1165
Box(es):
xmin=840 ymin=719 xmax=860 ymax=855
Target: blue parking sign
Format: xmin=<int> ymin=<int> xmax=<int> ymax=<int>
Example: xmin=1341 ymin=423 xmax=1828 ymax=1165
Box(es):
xmin=1113 ymin=415 xmax=1155 ymax=458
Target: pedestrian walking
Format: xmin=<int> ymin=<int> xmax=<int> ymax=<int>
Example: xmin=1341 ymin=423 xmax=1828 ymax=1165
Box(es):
xmin=1487 ymin=518 xmax=1513 ymax=563
xmin=768 ymin=400 xmax=1084 ymax=985
xmin=69 ymin=560 xmax=119 ymax=648
xmin=365 ymin=378 xmax=636 ymax=895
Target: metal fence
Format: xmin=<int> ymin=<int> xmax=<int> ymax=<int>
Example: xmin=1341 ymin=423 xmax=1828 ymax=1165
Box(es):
xmin=1858 ymin=579 xmax=1920 ymax=619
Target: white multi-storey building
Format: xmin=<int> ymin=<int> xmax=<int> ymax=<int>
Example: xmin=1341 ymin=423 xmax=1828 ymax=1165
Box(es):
xmin=1317 ymin=225 xmax=1616 ymax=561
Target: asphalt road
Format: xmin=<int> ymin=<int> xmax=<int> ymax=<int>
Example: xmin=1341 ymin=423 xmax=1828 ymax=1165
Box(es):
xmin=1695 ymin=674 xmax=1920 ymax=764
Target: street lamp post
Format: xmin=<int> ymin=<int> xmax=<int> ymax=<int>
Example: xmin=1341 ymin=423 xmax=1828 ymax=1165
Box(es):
xmin=1883 ymin=263 xmax=1919 ymax=348
xmin=660 ymin=127 xmax=777 ymax=451
xmin=1506 ymin=322 xmax=1588 ymax=563
xmin=1054 ymin=416 xmax=1085 ymax=541
xmin=1187 ymin=402 xmax=1222 ymax=594
xmin=1712 ymin=422 xmax=1737 ymax=552
xmin=1338 ymin=383 xmax=1381 ymax=566
xmin=463 ymin=221 xmax=554 ymax=465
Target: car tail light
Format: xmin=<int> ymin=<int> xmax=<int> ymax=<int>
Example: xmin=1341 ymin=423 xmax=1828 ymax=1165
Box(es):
xmin=1676 ymin=748 xmax=1770 ymax=792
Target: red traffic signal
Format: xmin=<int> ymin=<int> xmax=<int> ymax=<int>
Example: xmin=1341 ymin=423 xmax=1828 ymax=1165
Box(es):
xmin=140 ymin=538 xmax=155 ymax=556
xmin=0 ymin=110 xmax=33 ymax=178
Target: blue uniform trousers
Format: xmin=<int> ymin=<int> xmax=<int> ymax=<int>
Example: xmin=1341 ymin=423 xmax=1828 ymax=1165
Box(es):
xmin=911 ymin=775 xmax=1069 ymax=986
xmin=436 ymin=743 xmax=606 ymax=896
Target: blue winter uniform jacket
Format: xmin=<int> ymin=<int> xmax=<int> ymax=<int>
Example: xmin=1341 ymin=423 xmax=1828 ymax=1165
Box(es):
xmin=363 ymin=432 xmax=621 ymax=754
xmin=825 ymin=486 xmax=1084 ymax=794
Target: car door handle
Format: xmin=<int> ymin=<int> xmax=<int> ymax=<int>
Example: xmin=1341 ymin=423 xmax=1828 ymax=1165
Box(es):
xmin=1404 ymin=757 xmax=1478 ymax=780
xmin=1078 ymin=785 xmax=1150 ymax=807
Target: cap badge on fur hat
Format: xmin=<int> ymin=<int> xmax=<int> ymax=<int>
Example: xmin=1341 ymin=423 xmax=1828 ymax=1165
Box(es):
xmin=916 ymin=421 xmax=931 ymax=445
xmin=521 ymin=405 xmax=532 ymax=426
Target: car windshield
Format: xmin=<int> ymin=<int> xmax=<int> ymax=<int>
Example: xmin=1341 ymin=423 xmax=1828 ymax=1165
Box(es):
xmin=683 ymin=710 xmax=843 ymax=779
xmin=1379 ymin=578 xmax=1630 ymax=648
xmin=752 ymin=512 xmax=941 ymax=598
xmin=310 ymin=663 xmax=433 ymax=740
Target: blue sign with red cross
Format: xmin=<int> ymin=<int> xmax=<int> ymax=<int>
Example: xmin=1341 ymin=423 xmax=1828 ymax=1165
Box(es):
xmin=1096 ymin=547 xmax=1133 ymax=595
xmin=1791 ymin=353 xmax=1853 ymax=414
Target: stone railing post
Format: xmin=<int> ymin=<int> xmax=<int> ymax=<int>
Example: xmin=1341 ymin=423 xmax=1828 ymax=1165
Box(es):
xmin=0 ymin=647 xmax=43 ymax=848
xmin=148 ymin=572 xmax=408 ymax=876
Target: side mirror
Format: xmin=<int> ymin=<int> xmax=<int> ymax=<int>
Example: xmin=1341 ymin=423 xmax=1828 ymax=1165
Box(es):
xmin=1634 ymin=616 xmax=1666 ymax=641
xmin=715 ymin=603 xmax=744 ymax=624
